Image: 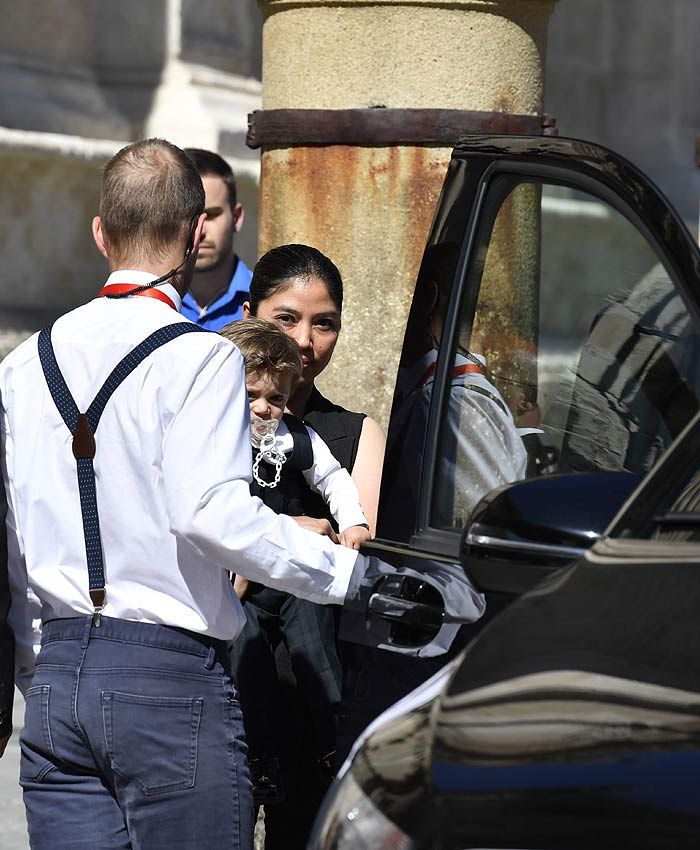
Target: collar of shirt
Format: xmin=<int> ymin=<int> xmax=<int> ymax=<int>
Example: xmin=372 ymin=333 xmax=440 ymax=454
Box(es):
xmin=181 ymin=256 xmax=251 ymax=327
xmin=394 ymin=349 xmax=437 ymax=403
xmin=104 ymin=269 xmax=182 ymax=311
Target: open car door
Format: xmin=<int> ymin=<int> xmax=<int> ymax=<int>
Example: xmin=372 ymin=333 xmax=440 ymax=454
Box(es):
xmin=342 ymin=134 xmax=700 ymax=656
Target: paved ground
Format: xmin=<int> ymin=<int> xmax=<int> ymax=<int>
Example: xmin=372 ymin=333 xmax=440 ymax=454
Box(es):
xmin=0 ymin=691 xmax=29 ymax=850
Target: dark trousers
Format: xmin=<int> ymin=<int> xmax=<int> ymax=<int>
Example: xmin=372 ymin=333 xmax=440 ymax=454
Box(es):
xmin=231 ymin=592 xmax=341 ymax=761
xmin=20 ymin=616 xmax=253 ymax=850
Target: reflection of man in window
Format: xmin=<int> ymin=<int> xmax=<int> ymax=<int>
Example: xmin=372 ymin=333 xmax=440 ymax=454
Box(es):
xmin=384 ymin=243 xmax=527 ymax=535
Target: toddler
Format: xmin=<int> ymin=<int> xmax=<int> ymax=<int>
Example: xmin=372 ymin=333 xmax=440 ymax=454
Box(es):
xmin=221 ymin=318 xmax=370 ymax=803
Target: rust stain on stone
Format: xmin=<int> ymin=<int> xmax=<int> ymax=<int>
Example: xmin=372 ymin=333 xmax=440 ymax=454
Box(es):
xmin=259 ymin=144 xmax=451 ymax=425
xmin=472 ymin=182 xmax=540 ymax=406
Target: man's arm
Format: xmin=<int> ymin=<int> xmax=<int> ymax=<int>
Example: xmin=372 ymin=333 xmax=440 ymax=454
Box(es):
xmin=1 ymin=407 xmax=40 ymax=699
xmin=162 ymin=341 xmax=358 ymax=605
xmin=0 ymin=463 xmax=15 ymax=755
xmin=436 ymin=385 xmax=528 ymax=527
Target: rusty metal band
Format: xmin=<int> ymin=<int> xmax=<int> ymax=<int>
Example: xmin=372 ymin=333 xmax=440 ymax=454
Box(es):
xmin=246 ymin=108 xmax=557 ymax=149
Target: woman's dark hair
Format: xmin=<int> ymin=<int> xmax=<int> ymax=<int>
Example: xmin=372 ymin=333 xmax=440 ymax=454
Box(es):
xmin=249 ymin=244 xmax=343 ymax=315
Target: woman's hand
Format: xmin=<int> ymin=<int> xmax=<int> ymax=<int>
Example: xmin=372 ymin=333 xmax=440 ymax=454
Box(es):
xmin=339 ymin=524 xmax=371 ymax=550
xmin=291 ymin=515 xmax=339 ymax=544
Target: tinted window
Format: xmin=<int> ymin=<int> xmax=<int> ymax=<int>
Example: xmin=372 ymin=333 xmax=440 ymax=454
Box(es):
xmin=431 ymin=178 xmax=700 ymax=531
xmin=377 ymin=158 xmax=477 ymax=543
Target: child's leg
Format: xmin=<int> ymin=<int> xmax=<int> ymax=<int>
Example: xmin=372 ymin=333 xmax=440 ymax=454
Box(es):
xmin=229 ymin=599 xmax=281 ymax=758
xmin=278 ymin=597 xmax=342 ymax=762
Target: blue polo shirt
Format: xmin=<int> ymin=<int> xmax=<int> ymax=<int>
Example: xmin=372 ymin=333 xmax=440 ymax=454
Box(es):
xmin=180 ymin=256 xmax=253 ymax=331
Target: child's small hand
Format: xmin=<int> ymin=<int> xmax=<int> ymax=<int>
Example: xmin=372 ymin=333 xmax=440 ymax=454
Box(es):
xmin=339 ymin=524 xmax=371 ymax=550
xmin=233 ymin=573 xmax=249 ymax=600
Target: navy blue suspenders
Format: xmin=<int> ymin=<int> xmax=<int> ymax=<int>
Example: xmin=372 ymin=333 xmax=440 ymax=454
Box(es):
xmin=37 ymin=321 xmax=208 ymax=624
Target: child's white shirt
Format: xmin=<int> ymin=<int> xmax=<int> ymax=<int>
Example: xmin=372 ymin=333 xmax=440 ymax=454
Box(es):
xmin=271 ymin=418 xmax=368 ymax=532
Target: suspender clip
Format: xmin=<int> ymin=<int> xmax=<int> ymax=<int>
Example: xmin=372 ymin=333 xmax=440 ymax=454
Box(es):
xmin=90 ymin=588 xmax=106 ymax=628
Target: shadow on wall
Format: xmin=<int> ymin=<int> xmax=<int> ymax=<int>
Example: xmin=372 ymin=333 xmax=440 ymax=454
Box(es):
xmin=0 ymin=2 xmax=168 ymax=141
xmin=92 ymin=0 xmax=169 ymax=141
xmin=0 ymin=145 xmax=110 ymax=357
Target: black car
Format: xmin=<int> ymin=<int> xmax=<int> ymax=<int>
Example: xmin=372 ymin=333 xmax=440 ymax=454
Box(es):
xmin=314 ymin=135 xmax=700 ymax=848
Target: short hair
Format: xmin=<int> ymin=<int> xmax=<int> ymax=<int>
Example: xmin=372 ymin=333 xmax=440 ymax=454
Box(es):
xmin=249 ymin=244 xmax=343 ymax=316
xmin=184 ymin=148 xmax=237 ymax=207
xmin=220 ymin=318 xmax=303 ymax=389
xmin=100 ymin=138 xmax=204 ymax=263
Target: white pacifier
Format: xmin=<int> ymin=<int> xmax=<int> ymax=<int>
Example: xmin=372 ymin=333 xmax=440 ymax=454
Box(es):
xmin=250 ymin=416 xmax=280 ymax=448
xmin=250 ymin=416 xmax=286 ymax=488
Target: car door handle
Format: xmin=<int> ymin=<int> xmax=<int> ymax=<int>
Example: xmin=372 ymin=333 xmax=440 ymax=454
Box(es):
xmin=368 ymin=592 xmax=444 ymax=630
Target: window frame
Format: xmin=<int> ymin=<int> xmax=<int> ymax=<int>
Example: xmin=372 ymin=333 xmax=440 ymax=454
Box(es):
xmin=412 ymin=157 xmax=700 ymax=556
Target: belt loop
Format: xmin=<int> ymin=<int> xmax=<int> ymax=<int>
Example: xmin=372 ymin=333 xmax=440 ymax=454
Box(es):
xmin=204 ymin=645 xmax=217 ymax=670
xmin=80 ymin=615 xmax=93 ymax=650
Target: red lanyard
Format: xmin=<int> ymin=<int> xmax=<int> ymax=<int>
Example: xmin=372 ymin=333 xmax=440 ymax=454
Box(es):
xmin=419 ymin=361 xmax=484 ymax=386
xmin=97 ymin=284 xmax=177 ymax=311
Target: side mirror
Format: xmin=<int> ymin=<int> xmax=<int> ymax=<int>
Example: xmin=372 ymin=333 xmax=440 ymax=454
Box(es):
xmin=461 ymin=472 xmax=640 ymax=594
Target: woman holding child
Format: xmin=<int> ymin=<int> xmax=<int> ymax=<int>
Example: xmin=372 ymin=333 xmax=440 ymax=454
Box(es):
xmin=232 ymin=244 xmax=385 ymax=850
xmin=244 ymin=244 xmax=385 ymax=531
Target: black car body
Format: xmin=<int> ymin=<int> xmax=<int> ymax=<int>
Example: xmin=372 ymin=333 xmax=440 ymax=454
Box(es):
xmin=315 ymin=135 xmax=700 ymax=848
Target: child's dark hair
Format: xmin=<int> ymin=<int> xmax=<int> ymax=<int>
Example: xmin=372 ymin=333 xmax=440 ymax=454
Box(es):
xmin=249 ymin=244 xmax=343 ymax=315
xmin=220 ymin=318 xmax=303 ymax=388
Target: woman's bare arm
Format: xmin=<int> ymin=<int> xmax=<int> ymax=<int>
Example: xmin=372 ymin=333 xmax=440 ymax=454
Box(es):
xmin=351 ymin=416 xmax=386 ymax=537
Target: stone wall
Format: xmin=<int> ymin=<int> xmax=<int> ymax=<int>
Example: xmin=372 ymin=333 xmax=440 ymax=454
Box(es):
xmin=546 ymin=0 xmax=700 ymax=231
xmin=0 ymin=0 xmax=262 ymax=357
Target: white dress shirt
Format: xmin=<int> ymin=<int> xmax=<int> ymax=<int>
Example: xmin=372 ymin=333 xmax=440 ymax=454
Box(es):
xmin=271 ymin=419 xmax=368 ymax=532
xmin=0 ymin=271 xmax=358 ymax=693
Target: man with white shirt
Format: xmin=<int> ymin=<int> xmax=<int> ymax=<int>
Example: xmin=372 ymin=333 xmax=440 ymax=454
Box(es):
xmin=0 ymin=138 xmax=359 ymax=850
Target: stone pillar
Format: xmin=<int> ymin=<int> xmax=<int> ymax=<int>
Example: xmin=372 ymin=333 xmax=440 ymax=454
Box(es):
xmin=257 ymin=0 xmax=558 ymax=427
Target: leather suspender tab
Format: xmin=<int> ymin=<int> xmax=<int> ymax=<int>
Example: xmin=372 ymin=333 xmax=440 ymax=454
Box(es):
xmin=89 ymin=588 xmax=106 ymax=608
xmin=72 ymin=414 xmax=96 ymax=459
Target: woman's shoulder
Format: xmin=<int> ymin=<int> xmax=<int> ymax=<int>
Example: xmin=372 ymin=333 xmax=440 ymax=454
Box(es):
xmin=303 ymin=387 xmax=367 ymax=471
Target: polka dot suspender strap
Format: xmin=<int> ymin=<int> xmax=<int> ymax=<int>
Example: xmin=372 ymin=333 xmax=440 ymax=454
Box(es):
xmin=37 ymin=321 xmax=209 ymax=623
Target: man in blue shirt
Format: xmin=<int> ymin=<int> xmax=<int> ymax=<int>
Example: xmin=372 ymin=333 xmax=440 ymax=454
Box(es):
xmin=181 ymin=148 xmax=253 ymax=330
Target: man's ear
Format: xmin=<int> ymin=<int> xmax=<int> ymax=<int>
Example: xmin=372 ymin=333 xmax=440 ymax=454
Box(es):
xmin=190 ymin=212 xmax=207 ymax=256
xmin=92 ymin=216 xmax=109 ymax=259
xmin=242 ymin=301 xmax=252 ymax=318
xmin=232 ymin=203 xmax=245 ymax=234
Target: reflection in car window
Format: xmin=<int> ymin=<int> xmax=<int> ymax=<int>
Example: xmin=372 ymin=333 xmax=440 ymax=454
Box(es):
xmin=378 ymin=157 xmax=474 ymax=543
xmin=379 ymin=242 xmax=461 ymax=540
xmin=431 ymin=179 xmax=700 ymax=531
xmin=651 ymin=465 xmax=700 ymax=543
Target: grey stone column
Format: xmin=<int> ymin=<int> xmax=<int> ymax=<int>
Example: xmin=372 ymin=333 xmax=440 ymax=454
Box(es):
xmin=257 ymin=0 xmax=558 ymax=427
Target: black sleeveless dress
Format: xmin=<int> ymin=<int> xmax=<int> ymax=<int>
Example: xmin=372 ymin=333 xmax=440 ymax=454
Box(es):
xmin=300 ymin=387 xmax=366 ymax=522
xmin=262 ymin=388 xmax=366 ymax=850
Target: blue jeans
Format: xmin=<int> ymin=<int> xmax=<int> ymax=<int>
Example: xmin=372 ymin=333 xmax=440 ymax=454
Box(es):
xmin=20 ymin=616 xmax=253 ymax=850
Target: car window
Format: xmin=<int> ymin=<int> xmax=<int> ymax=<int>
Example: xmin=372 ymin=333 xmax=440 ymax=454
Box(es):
xmin=377 ymin=158 xmax=473 ymax=543
xmin=431 ymin=177 xmax=700 ymax=531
